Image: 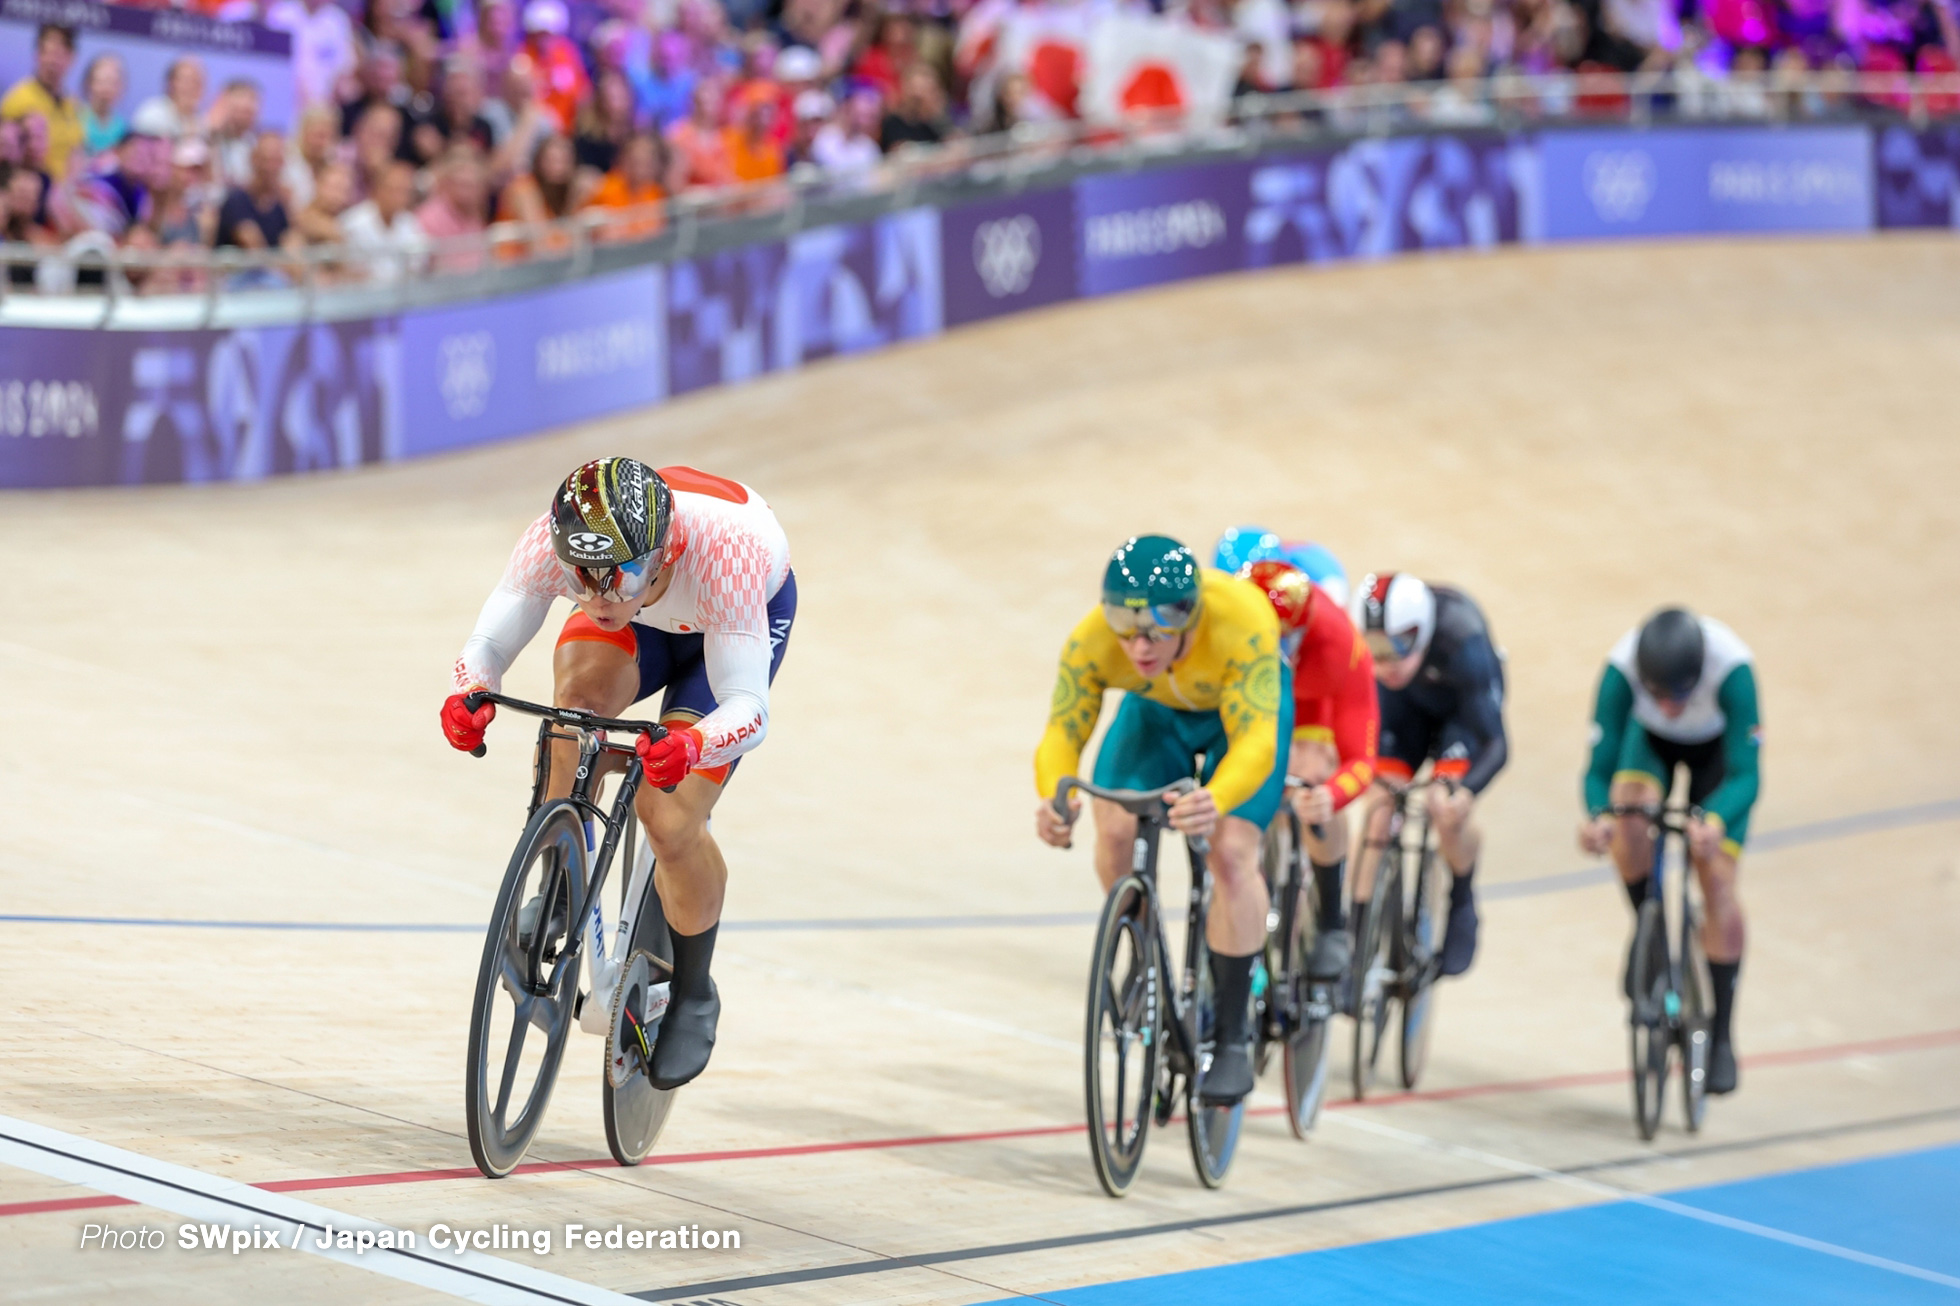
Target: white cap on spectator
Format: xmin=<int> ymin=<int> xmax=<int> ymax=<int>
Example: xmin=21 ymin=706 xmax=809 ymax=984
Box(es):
xmin=794 ymin=90 xmax=834 ymax=121
xmin=776 ymin=46 xmax=822 ymax=83
xmin=523 ymin=0 xmax=568 ymax=34
xmin=129 ymin=98 xmax=179 ymax=139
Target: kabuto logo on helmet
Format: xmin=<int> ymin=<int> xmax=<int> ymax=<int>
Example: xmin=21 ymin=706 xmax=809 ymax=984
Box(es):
xmin=615 ymin=459 xmax=647 ymax=531
xmin=566 ymin=531 xmax=615 ymax=557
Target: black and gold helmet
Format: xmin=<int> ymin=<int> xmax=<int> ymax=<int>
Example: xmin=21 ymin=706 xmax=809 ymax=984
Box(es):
xmin=549 ymin=458 xmax=673 ymax=595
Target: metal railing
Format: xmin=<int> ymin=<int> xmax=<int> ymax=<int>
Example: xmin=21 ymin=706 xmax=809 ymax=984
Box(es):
xmin=4 ymin=67 xmax=1955 ymax=328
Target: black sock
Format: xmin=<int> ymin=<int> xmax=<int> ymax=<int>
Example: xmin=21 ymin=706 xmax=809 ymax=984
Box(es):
xmin=668 ymin=923 xmax=718 ymax=999
xmin=1624 ymin=875 xmax=1651 ymax=911
xmin=1208 ymin=950 xmax=1257 ymax=1045
xmin=1449 ymin=864 xmax=1476 ymax=908
xmin=1708 ymin=959 xmax=1740 ymax=1044
xmin=1312 ymin=859 xmax=1346 ymax=931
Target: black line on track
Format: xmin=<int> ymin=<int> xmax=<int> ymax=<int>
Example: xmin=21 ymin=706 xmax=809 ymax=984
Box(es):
xmin=629 ymin=1104 xmax=1960 ymax=1302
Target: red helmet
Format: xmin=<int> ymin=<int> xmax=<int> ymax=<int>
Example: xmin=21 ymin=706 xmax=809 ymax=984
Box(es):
xmin=1244 ymin=559 xmax=1315 ymax=633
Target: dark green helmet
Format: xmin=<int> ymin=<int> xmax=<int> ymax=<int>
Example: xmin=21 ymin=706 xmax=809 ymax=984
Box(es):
xmin=1102 ymin=535 xmax=1202 ymax=638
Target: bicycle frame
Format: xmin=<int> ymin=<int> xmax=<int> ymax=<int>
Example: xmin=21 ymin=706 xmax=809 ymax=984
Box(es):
xmin=1059 ymin=778 xmax=1214 ymax=1084
xmin=1620 ymin=803 xmax=1696 ymax=1027
xmin=1128 ymin=813 xmax=1213 ymax=1084
xmin=1268 ymin=782 xmax=1333 ymax=1034
xmin=470 ymin=691 xmax=669 ymax=1009
xmin=1369 ymin=779 xmax=1442 ymax=985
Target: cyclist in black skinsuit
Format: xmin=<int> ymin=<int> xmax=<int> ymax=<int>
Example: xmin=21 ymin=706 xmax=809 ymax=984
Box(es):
xmin=1351 ymin=573 xmax=1508 ymax=978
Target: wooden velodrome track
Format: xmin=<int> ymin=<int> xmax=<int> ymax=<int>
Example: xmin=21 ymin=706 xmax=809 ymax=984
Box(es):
xmin=2 ymin=236 xmax=1958 ymax=1305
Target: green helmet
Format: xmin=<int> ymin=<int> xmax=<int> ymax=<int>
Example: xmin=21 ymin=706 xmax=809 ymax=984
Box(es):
xmin=1101 ymin=535 xmax=1202 ymax=638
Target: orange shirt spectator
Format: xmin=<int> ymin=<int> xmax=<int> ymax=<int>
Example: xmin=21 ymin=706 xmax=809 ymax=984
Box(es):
xmin=520 ymin=0 xmax=590 ymax=133
xmin=723 ymin=87 xmax=784 ymax=182
xmin=581 ymin=131 xmax=666 ymax=240
xmin=665 ymin=82 xmax=734 ymax=188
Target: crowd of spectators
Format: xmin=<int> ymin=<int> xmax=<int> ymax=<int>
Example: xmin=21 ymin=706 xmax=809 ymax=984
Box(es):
xmin=1 ymin=0 xmax=1954 ymax=285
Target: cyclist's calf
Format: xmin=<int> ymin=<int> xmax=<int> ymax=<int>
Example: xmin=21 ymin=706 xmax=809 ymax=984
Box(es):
xmin=635 ymin=777 xmax=726 ymax=934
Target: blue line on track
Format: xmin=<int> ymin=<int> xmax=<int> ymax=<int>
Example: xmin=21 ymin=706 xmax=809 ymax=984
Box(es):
xmin=4 ymin=798 xmax=1956 ymax=937
xmin=979 ymin=1144 xmax=1960 ymax=1305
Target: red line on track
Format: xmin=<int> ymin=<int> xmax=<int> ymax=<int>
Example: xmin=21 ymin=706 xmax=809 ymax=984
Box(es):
xmin=7 ymin=1025 xmax=1959 ymax=1220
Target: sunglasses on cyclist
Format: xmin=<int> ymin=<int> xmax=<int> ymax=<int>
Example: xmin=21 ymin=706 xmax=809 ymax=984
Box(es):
xmin=1364 ymin=627 xmax=1421 ymax=664
xmin=1103 ymin=599 xmax=1200 ymax=642
xmin=565 ymin=554 xmax=659 ymax=603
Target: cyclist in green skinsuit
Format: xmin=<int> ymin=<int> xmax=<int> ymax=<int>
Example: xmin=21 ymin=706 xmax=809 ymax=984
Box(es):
xmin=1579 ymin=607 xmax=1761 ymax=1096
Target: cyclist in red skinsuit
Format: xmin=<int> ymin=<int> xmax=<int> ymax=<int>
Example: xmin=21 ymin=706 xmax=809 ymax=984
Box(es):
xmin=1244 ymin=560 xmax=1379 ymax=983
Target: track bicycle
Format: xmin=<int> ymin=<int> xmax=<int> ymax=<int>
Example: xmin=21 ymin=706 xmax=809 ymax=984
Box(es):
xmin=1613 ymin=802 xmax=1711 ymax=1140
xmin=1063 ymin=777 xmax=1245 ymax=1197
xmin=1254 ymin=777 xmax=1338 ymax=1138
xmin=1350 ymin=777 xmax=1448 ymax=1100
xmin=462 ymin=691 xmax=681 ymax=1179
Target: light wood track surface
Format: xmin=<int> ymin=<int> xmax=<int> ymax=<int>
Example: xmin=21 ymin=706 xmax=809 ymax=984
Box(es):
xmin=3 ymin=235 xmax=1958 ymax=1304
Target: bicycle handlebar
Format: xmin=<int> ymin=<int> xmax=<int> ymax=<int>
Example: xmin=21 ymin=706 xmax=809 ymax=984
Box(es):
xmin=1606 ymin=802 xmax=1697 ymax=832
xmin=462 ymin=691 xmax=669 ymax=759
xmin=1052 ymin=777 xmax=1209 ymax=855
xmin=1280 ymin=775 xmax=1329 ymax=841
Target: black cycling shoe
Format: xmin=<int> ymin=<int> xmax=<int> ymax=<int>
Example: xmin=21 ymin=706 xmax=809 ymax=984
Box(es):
xmin=1308 ymin=929 xmax=1352 ymax=982
xmin=1439 ymin=889 xmax=1479 ymax=977
xmin=1200 ymin=1038 xmax=1255 ymax=1104
xmin=1707 ymin=1037 xmax=1738 ymax=1095
xmin=648 ymin=979 xmax=720 ymax=1090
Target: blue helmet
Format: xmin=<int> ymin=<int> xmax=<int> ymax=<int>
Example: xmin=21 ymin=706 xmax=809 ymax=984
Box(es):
xmin=1279 ymin=540 xmax=1349 ymax=609
xmin=1213 ymin=525 xmax=1283 ymax=576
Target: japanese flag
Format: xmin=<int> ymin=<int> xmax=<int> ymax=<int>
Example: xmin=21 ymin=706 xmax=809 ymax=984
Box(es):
xmin=1078 ymin=15 xmax=1242 ymax=126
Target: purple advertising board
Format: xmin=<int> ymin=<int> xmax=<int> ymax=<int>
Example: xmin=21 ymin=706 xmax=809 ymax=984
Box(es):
xmin=0 ymin=317 xmax=397 ymax=487
xmin=939 ymin=185 xmax=1078 ymax=327
xmin=666 ymin=208 xmax=943 ymax=396
xmin=1875 ymin=125 xmax=1960 ymax=228
xmin=1246 ymin=134 xmax=1535 ymax=267
xmin=0 ymin=0 xmax=297 ymax=131
xmin=398 ymin=267 xmax=665 ymax=458
xmin=4 ymin=123 xmax=1939 ymax=489
xmin=1541 ymin=126 xmax=1872 ymax=239
xmin=1075 ymin=161 xmax=1255 ymax=298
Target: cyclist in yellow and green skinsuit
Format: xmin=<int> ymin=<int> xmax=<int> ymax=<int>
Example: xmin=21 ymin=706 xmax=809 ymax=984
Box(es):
xmin=1034 ymin=535 xmax=1292 ymax=1104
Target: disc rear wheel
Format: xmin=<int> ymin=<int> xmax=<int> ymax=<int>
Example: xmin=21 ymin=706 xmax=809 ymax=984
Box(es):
xmin=1398 ymin=848 xmax=1445 ymax=1090
xmin=1679 ymin=903 xmax=1710 ymax=1134
xmin=1187 ymin=948 xmax=1245 ymax=1189
xmin=603 ymin=835 xmax=680 ymax=1166
xmin=1350 ymin=858 xmax=1398 ymax=1102
xmin=1280 ymin=868 xmax=1332 ymax=1137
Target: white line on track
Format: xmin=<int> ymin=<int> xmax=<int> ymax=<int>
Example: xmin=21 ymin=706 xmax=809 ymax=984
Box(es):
xmin=0 ymin=1113 xmax=640 ymax=1306
xmin=1327 ymin=1112 xmax=1960 ymax=1290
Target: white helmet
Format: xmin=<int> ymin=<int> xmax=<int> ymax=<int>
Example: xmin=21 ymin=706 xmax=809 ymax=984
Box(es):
xmin=1354 ymin=572 xmax=1435 ymax=663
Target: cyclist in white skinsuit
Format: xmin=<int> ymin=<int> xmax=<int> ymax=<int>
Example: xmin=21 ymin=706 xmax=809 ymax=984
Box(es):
xmin=441 ymin=457 xmax=796 ymax=1089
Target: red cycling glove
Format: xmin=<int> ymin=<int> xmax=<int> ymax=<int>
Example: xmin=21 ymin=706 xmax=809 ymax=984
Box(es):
xmin=637 ymin=725 xmax=703 ymax=787
xmin=441 ymin=693 xmax=496 ymax=752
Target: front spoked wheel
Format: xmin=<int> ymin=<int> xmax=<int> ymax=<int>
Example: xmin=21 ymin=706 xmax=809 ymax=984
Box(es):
xmin=1398 ymin=847 xmax=1445 ymax=1090
xmin=1085 ymin=875 xmax=1160 ymax=1198
xmin=467 ymin=800 xmax=586 ymax=1178
xmin=1628 ymin=899 xmax=1671 ymax=1141
xmin=1679 ymin=903 xmax=1710 ymax=1134
xmin=603 ymin=853 xmax=680 ymax=1166
xmin=1351 ymin=859 xmax=1399 ymax=1101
